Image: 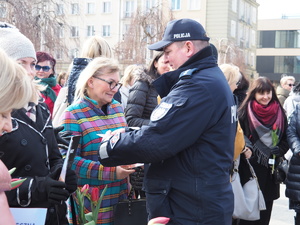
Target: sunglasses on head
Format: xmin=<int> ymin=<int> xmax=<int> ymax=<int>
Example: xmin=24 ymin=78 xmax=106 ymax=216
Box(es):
xmin=35 ymin=65 xmax=51 ymax=72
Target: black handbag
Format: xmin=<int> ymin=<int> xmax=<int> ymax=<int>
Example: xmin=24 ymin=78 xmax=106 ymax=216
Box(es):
xmin=113 ymin=189 xmax=148 ymax=225
xmin=273 ymin=157 xmax=289 ymax=184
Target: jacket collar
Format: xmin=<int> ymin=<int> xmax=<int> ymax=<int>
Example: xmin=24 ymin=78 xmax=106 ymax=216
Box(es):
xmin=12 ymin=103 xmax=51 ymax=132
xmin=152 ymin=45 xmax=217 ymax=98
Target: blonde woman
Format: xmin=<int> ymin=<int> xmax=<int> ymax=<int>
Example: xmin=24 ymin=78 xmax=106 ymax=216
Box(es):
xmin=53 ymin=35 xmax=113 ymax=126
xmin=119 ymin=64 xmax=139 ymax=109
xmin=219 ymin=64 xmax=249 ymax=161
xmin=0 ymin=49 xmax=35 ymax=224
xmin=61 ymin=57 xmax=134 ymax=225
xmin=0 ymin=23 xmax=77 ymax=225
xmin=219 ymin=63 xmax=242 ymax=92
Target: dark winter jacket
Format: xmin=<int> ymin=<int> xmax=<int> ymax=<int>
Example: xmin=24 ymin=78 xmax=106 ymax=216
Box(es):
xmin=125 ymin=71 xmax=158 ymax=127
xmin=0 ymin=103 xmax=68 ymax=225
xmin=67 ymin=58 xmax=92 ymax=104
xmin=286 ymin=104 xmax=300 ymax=203
xmin=99 ymin=46 xmax=236 ymax=225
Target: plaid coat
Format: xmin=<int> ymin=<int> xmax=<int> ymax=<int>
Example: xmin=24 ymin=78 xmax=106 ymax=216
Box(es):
xmin=61 ymin=96 xmax=129 ymax=225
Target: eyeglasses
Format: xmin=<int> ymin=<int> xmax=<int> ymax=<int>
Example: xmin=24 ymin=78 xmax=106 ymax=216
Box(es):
xmin=35 ymin=65 xmax=51 ymax=72
xmin=93 ymin=76 xmax=122 ymax=90
xmin=287 ymin=83 xmax=295 ymax=87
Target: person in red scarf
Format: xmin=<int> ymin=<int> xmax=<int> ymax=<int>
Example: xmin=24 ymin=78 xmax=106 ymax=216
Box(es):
xmin=238 ymin=77 xmax=289 ymax=225
xmin=35 ymin=51 xmax=61 ymax=116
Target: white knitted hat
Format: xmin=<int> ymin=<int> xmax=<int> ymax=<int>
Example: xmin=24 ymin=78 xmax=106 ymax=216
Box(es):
xmin=0 ymin=22 xmax=36 ymax=61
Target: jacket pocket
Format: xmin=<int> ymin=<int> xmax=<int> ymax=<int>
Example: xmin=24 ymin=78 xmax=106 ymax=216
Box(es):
xmin=144 ymin=178 xmax=172 ymax=218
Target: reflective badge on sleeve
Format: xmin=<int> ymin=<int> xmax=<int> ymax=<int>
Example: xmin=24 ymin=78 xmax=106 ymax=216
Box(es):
xmin=150 ymin=102 xmax=173 ymax=121
xmin=109 ymin=132 xmax=120 ymax=149
xmin=99 ymin=141 xmax=109 ymax=159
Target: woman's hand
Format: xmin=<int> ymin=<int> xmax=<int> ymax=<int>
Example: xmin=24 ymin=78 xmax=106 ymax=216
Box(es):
xmin=242 ymin=147 xmax=252 ymax=159
xmin=116 ymin=166 xmax=135 ymax=180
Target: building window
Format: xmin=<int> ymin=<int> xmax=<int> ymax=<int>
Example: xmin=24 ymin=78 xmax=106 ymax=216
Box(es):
xmin=102 ymin=25 xmax=111 ymax=37
xmin=275 ymin=30 xmax=300 ymax=48
xmin=230 ymin=20 xmax=236 ymax=38
xmin=87 ymin=25 xmax=95 ymax=36
xmin=231 ymin=0 xmax=237 ymax=13
xmin=245 ymin=2 xmax=251 ymax=24
xmin=123 ymin=24 xmax=130 ymax=39
xmin=56 ymin=4 xmax=64 ymax=15
xmin=71 ymin=3 xmax=79 ymax=15
xmin=251 ymin=29 xmax=256 ymax=47
xmin=251 ymin=6 xmax=257 ymax=24
xmin=145 ymin=0 xmax=157 ymax=10
xmin=70 ymin=48 xmax=79 ymax=59
xmin=124 ymin=1 xmax=134 ymax=17
xmin=239 ymin=1 xmax=245 ymax=21
xmin=188 ymin=0 xmax=200 ymax=10
xmin=250 ymin=52 xmax=255 ymax=67
xmin=71 ymin=26 xmax=79 ymax=37
xmin=275 ymin=56 xmax=300 ymax=74
xmin=103 ymin=2 xmax=111 ymax=13
xmin=259 ymin=30 xmax=300 ymax=48
xmin=57 ymin=26 xmax=64 ymax=38
xmin=87 ymin=2 xmax=95 ymax=14
xmin=56 ymin=49 xmax=63 ymax=60
xmin=171 ymin=0 xmax=181 ymax=10
xmin=0 ymin=3 xmax=6 ymax=18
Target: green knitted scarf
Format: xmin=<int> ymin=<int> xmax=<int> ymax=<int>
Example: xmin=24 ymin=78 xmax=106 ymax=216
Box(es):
xmin=35 ymin=75 xmax=57 ymax=102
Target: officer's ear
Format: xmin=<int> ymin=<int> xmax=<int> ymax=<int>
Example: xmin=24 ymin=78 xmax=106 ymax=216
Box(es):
xmin=184 ymin=41 xmax=196 ymax=57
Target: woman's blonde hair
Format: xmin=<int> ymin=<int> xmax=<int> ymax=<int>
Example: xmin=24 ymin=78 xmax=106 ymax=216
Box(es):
xmin=80 ymin=36 xmax=113 ymax=58
xmin=121 ymin=64 xmax=141 ymax=87
xmin=0 ymin=49 xmax=35 ymax=112
xmin=219 ymin=63 xmax=241 ymax=86
xmin=75 ymin=57 xmax=119 ymax=99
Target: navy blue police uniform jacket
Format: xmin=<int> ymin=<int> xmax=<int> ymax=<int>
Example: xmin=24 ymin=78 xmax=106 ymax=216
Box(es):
xmin=99 ymin=46 xmax=236 ymax=225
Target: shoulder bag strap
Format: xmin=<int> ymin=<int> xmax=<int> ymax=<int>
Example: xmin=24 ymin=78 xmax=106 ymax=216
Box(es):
xmin=246 ymin=159 xmax=261 ymax=190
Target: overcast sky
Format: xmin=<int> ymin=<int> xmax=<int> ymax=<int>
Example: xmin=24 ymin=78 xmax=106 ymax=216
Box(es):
xmin=257 ymin=0 xmax=300 ymax=19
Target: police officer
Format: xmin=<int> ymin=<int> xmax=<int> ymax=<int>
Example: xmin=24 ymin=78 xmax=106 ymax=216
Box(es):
xmin=99 ymin=18 xmax=236 ymax=225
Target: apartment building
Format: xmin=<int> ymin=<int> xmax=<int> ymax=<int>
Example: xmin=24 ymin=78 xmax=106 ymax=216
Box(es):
xmin=0 ymin=0 xmax=259 ymax=76
xmin=257 ymin=17 xmax=300 ymax=82
xmin=57 ymin=0 xmax=258 ymax=76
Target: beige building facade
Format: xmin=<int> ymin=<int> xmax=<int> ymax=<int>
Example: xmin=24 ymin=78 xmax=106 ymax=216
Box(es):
xmin=52 ymin=0 xmax=258 ymax=77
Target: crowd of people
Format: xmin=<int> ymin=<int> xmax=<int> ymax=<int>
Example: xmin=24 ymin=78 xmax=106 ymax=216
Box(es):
xmin=0 ymin=18 xmax=299 ymax=225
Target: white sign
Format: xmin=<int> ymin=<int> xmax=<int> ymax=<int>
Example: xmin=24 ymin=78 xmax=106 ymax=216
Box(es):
xmin=10 ymin=208 xmax=47 ymax=225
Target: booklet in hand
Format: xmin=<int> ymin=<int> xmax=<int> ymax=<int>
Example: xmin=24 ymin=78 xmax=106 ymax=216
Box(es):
xmin=59 ymin=135 xmax=81 ymax=182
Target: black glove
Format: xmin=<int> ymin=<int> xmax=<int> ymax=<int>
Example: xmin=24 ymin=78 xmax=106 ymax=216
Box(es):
xmin=129 ymin=167 xmax=144 ymax=191
xmin=270 ymin=146 xmax=281 ymax=156
xmin=45 ymin=170 xmax=69 ymax=204
xmin=54 ymin=126 xmax=72 ymax=149
xmin=65 ymin=168 xmax=78 ymax=194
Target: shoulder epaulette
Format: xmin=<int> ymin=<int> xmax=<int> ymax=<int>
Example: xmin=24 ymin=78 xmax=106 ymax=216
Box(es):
xmin=179 ymin=68 xmax=199 ymax=80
